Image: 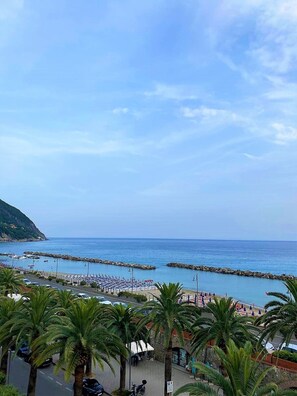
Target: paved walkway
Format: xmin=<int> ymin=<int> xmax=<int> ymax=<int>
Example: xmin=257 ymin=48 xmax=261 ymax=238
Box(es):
xmin=92 ymin=357 xmax=196 ymax=396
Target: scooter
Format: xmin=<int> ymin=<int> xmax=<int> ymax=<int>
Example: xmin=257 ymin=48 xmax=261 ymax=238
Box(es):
xmin=130 ymin=379 xmax=147 ymax=395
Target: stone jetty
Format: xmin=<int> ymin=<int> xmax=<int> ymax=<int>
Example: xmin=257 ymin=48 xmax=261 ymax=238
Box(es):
xmin=23 ymin=251 xmax=156 ymax=270
xmin=167 ymin=262 xmax=296 ymax=281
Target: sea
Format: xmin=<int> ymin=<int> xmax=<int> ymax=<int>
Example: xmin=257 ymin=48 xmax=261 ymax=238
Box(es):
xmin=0 ymin=238 xmax=296 ymax=307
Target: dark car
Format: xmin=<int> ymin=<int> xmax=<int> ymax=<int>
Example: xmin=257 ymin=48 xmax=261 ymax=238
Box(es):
xmin=82 ymin=378 xmax=104 ymax=396
xmin=17 ymin=343 xmax=52 ymax=368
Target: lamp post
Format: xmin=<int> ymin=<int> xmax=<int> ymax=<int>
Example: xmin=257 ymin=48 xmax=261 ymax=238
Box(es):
xmin=55 ymin=258 xmax=59 ymax=278
xmin=129 ymin=267 xmax=134 ymax=293
xmin=193 ymin=272 xmax=198 ymax=306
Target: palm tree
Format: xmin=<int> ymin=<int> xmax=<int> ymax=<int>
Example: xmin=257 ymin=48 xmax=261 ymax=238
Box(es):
xmin=174 ymin=341 xmax=296 ymax=396
xmin=34 ymin=298 xmax=127 ymax=396
xmin=1 ymin=287 xmax=58 ymax=396
xmin=0 ymin=268 xmax=23 ymax=296
xmin=256 ymin=279 xmax=297 ymax=345
xmin=0 ymin=297 xmax=22 ymax=373
xmin=191 ymin=297 xmax=255 ymax=357
xmin=53 ymin=288 xmax=75 ymax=314
xmin=104 ymin=304 xmax=148 ymax=392
xmin=139 ymin=282 xmax=196 ymax=396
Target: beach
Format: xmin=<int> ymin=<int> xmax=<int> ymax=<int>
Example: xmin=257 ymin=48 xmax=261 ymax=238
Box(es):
xmin=0 ymin=237 xmax=295 ymax=307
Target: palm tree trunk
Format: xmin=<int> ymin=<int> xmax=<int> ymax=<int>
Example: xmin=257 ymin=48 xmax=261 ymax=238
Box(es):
xmin=27 ymin=363 xmax=38 ymax=396
xmin=74 ymin=364 xmax=85 ymax=396
xmin=0 ymin=350 xmax=8 ymax=373
xmin=164 ymin=339 xmax=173 ymax=396
xmin=85 ymin=356 xmax=92 ymax=377
xmin=119 ymin=354 xmax=126 ymax=391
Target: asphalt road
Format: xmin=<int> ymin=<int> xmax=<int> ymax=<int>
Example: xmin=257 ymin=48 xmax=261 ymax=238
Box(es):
xmin=8 ymin=354 xmax=72 ymax=396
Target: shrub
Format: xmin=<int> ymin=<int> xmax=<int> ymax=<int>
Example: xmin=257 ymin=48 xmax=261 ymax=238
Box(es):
xmin=273 ymin=350 xmax=297 ymax=364
xmin=80 ymin=280 xmax=87 ymax=286
xmin=47 ymin=276 xmax=53 ymax=281
xmin=117 ymin=291 xmax=147 ymax=303
xmin=0 ymin=384 xmax=22 ymax=396
xmin=90 ymin=282 xmax=98 ymax=288
xmin=0 ymin=372 xmax=6 ymax=385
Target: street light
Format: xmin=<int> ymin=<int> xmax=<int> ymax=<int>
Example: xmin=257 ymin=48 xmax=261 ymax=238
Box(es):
xmin=55 ymin=258 xmax=59 ymax=278
xmin=193 ymin=272 xmax=199 ymax=306
xmin=129 ymin=267 xmax=134 ymax=293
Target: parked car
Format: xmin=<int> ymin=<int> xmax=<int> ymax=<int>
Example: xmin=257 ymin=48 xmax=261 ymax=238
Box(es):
xmin=93 ymin=296 xmax=106 ymax=302
xmin=113 ymin=301 xmax=128 ymax=307
xmin=22 ymin=279 xmax=32 ymax=285
xmin=99 ymin=300 xmax=112 ymax=305
xmin=17 ymin=342 xmax=52 ymax=368
xmin=280 ymin=343 xmax=297 ymax=354
xmin=76 ymin=293 xmax=90 ymax=299
xmin=79 ymin=378 xmax=104 ymax=396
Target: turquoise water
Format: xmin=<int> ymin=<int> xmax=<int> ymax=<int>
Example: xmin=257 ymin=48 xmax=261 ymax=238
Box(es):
xmin=0 ymin=238 xmax=296 ymax=307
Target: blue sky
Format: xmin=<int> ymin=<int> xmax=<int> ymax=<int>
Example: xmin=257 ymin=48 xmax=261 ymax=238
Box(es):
xmin=1 ymin=0 xmax=297 ymax=240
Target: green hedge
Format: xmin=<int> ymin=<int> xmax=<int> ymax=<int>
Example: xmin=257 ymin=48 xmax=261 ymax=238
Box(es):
xmin=0 ymin=372 xmax=6 ymax=385
xmin=0 ymin=384 xmax=22 ymax=396
xmin=118 ymin=291 xmax=147 ymax=303
xmin=90 ymin=282 xmax=98 ymax=288
xmin=273 ymin=350 xmax=297 ymax=363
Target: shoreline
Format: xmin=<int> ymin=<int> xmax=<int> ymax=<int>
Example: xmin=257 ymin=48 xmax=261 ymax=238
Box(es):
xmin=12 ymin=266 xmax=264 ymax=317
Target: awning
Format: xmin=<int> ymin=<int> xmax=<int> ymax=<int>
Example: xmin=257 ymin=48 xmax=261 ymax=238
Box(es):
xmin=128 ymin=340 xmax=154 ymax=355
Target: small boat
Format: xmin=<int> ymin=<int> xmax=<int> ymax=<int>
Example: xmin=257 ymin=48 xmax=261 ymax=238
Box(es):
xmin=28 ymin=264 xmax=35 ymax=269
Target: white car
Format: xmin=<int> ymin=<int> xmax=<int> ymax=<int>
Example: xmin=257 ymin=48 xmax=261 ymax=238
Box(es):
xmin=76 ymin=293 xmax=90 ymax=299
xmin=280 ymin=343 xmax=297 ymax=354
xmin=262 ymin=339 xmax=274 ymax=353
xmin=99 ymin=300 xmax=112 ymax=305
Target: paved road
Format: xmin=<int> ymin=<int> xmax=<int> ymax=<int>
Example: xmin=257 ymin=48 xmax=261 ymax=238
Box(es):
xmin=9 ymin=355 xmax=72 ymax=396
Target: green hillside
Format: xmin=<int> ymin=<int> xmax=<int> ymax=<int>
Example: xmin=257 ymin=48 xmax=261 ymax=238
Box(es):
xmin=0 ymin=199 xmax=46 ymax=242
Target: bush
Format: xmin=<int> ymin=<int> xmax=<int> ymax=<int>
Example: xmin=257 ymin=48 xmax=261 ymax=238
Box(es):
xmin=47 ymin=276 xmax=53 ymax=281
xmin=118 ymin=291 xmax=147 ymax=303
xmin=0 ymin=384 xmax=22 ymax=396
xmin=80 ymin=280 xmax=87 ymax=286
xmin=273 ymin=350 xmax=297 ymax=364
xmin=90 ymin=282 xmax=98 ymax=288
xmin=0 ymin=372 xmax=6 ymax=385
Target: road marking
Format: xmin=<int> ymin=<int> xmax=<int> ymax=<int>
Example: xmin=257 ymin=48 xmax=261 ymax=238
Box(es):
xmin=66 ymin=387 xmax=72 ymax=392
xmin=40 ymin=371 xmax=45 ymax=375
xmin=56 ymin=381 xmax=63 ymax=385
xmin=48 ymin=376 xmax=54 ymax=381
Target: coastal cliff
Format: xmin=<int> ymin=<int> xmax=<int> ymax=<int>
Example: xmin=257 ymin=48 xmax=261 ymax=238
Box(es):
xmin=0 ymin=199 xmax=46 ymax=242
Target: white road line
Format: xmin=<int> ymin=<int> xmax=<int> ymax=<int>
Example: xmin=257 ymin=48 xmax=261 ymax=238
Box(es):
xmin=56 ymin=381 xmax=63 ymax=385
xmin=48 ymin=376 xmax=54 ymax=380
xmin=40 ymin=370 xmax=45 ymax=375
xmin=66 ymin=387 xmax=72 ymax=392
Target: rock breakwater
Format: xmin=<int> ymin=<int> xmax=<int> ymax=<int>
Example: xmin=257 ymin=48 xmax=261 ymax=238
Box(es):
xmin=167 ymin=262 xmax=296 ymax=281
xmin=24 ymin=251 xmax=156 ymax=270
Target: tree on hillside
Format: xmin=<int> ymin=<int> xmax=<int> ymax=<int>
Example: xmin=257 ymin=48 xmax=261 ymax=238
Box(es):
xmin=174 ymin=341 xmax=296 ymax=396
xmin=104 ymin=304 xmax=148 ymax=392
xmin=0 ymin=268 xmax=23 ymax=297
xmin=191 ymin=297 xmax=255 ymax=358
xmin=139 ymin=282 xmax=196 ymax=396
xmin=35 ymin=298 xmax=127 ymax=396
xmin=256 ymin=279 xmax=297 ymax=345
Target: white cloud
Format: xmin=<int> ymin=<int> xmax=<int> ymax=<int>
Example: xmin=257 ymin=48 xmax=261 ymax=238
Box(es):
xmin=272 ymin=122 xmax=297 ymax=144
xmin=181 ymin=106 xmax=240 ymax=122
xmin=112 ymin=107 xmax=129 ymax=115
xmin=145 ymin=83 xmax=200 ymax=101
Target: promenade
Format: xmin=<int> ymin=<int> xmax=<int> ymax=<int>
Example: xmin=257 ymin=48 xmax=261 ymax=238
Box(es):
xmin=88 ymin=357 xmax=196 ymax=396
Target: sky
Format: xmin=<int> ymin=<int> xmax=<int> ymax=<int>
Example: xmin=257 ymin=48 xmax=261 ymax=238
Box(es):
xmin=1 ymin=0 xmax=297 ymax=240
